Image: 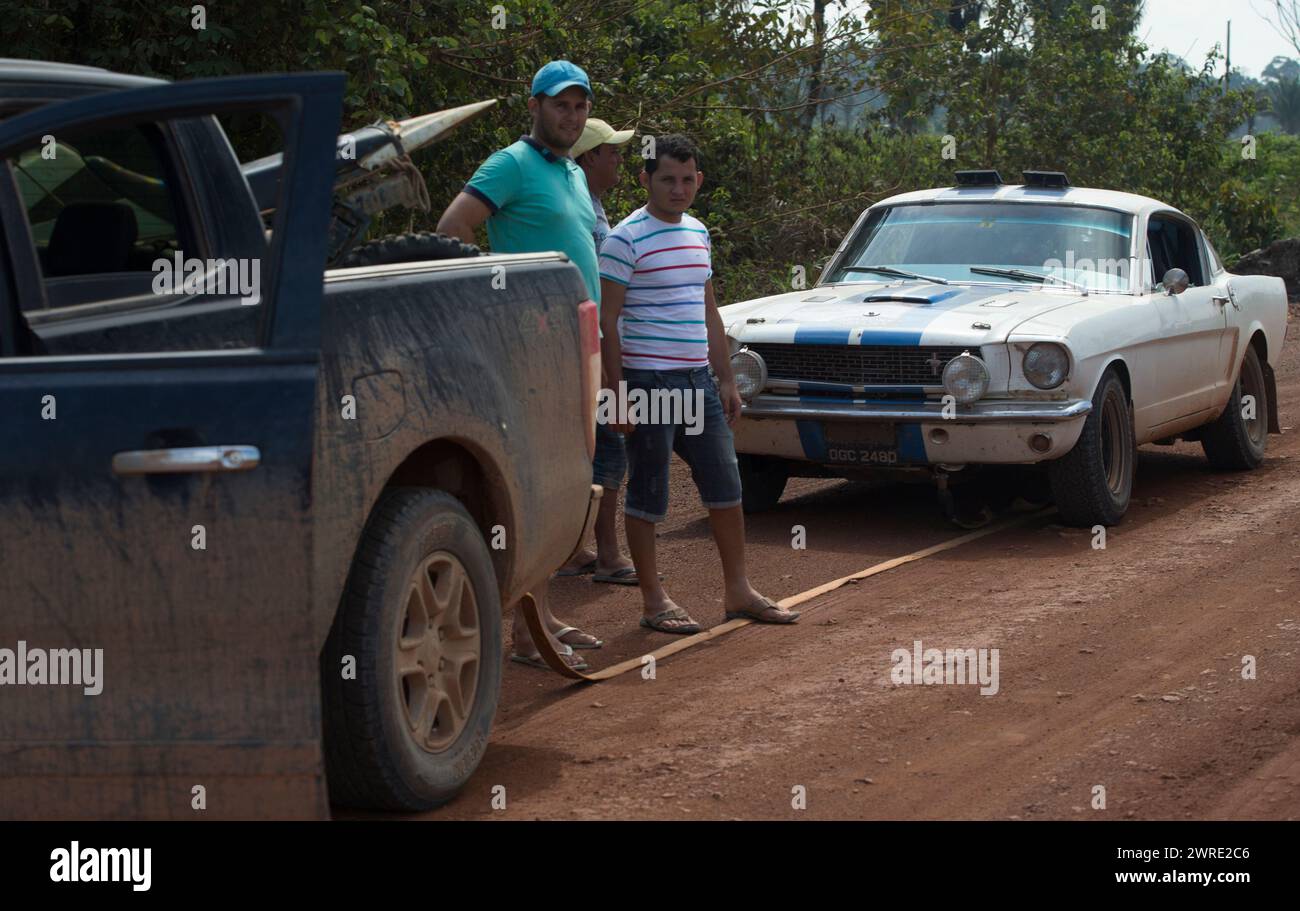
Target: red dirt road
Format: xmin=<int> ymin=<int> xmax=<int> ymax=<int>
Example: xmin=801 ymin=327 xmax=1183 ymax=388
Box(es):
xmin=437 ymin=312 xmax=1300 ymax=820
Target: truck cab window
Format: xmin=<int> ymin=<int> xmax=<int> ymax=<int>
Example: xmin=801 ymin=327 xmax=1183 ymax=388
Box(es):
xmin=14 ymin=123 xmax=189 ymax=307
xmin=2 ymin=114 xmax=274 ymax=356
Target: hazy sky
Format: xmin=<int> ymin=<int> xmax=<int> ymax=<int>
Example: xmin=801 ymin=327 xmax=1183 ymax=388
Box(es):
xmin=1138 ymin=0 xmax=1298 ymax=77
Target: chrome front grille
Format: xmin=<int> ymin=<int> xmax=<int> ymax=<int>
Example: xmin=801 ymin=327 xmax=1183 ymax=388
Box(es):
xmin=747 ymin=343 xmax=977 ymax=387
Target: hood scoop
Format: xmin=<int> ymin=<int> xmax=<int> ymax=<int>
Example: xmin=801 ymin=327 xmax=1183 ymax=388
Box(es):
xmin=863 ymin=293 xmax=935 ymax=305
xmin=861 ymin=284 xmax=962 ymax=306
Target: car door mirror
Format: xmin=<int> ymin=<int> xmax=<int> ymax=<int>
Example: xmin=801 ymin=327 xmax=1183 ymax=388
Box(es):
xmin=1161 ymin=267 xmax=1189 ymax=295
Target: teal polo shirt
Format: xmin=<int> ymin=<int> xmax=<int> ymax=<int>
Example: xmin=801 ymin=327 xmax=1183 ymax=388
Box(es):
xmin=463 ymin=135 xmax=600 ymax=303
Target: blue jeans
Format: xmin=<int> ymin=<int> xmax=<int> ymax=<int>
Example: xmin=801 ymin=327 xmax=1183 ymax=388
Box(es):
xmin=592 ymin=421 xmax=627 ymax=489
xmin=622 ymin=366 xmax=743 ymax=523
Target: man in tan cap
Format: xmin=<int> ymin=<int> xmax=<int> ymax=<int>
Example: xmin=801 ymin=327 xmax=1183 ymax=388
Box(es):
xmin=571 ymin=118 xmax=635 ymax=255
xmin=555 ymin=118 xmax=640 ymax=585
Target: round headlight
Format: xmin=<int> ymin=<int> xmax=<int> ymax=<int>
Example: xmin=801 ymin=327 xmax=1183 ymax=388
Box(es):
xmin=1022 ymin=342 xmax=1069 ymax=389
xmin=731 ymin=348 xmax=767 ymax=403
xmin=942 ymin=352 xmax=989 ymax=404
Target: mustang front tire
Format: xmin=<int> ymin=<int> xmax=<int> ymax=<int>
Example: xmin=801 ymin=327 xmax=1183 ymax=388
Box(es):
xmin=1048 ymin=368 xmax=1136 ymax=527
xmin=321 ymin=488 xmax=502 ymax=811
xmin=738 ymin=454 xmax=789 ymax=513
xmin=1201 ymin=343 xmax=1268 ymax=470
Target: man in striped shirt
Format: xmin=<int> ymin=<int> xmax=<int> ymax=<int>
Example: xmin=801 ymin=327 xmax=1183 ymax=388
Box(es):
xmin=598 ymin=134 xmax=799 ymax=634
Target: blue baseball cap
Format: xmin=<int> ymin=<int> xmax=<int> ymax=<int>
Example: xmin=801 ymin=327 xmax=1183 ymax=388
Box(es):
xmin=531 ymin=60 xmax=592 ymax=98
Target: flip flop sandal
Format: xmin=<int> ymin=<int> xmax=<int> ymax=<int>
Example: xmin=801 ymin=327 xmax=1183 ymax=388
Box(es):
xmin=639 ymin=606 xmax=702 ymax=635
xmin=725 ymin=595 xmax=800 ymax=624
xmin=554 ymin=626 xmax=603 ymax=650
xmin=554 ymin=558 xmax=598 ymax=578
xmin=510 ymin=643 xmax=589 ymax=671
xmin=592 ymin=567 xmax=639 ymax=585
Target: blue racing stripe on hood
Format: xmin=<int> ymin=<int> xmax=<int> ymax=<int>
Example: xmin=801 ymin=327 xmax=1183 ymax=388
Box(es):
xmin=857 ymin=329 xmax=924 ymax=345
xmin=788 ymin=283 xmax=998 ymax=345
xmin=794 ymin=327 xmax=851 ymax=345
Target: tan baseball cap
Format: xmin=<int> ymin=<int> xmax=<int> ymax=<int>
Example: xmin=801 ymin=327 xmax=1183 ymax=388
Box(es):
xmin=571 ymin=118 xmax=635 ymax=159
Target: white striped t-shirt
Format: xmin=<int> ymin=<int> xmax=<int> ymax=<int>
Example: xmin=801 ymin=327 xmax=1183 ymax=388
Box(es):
xmin=599 ymin=206 xmax=712 ymax=370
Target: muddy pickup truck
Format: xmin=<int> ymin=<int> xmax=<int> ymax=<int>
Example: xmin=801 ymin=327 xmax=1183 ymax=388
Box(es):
xmin=0 ymin=61 xmax=600 ymax=818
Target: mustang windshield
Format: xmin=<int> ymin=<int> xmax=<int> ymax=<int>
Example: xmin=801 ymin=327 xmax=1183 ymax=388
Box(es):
xmin=827 ymin=202 xmax=1135 ymax=291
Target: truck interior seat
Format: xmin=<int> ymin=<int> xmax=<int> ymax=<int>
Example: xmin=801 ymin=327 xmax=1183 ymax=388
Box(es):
xmin=45 ymin=201 xmax=138 ymax=277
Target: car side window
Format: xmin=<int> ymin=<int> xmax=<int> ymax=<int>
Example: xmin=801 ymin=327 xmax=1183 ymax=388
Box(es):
xmin=1202 ymin=233 xmax=1224 ymax=276
xmin=1146 ymin=215 xmax=1205 ymax=287
xmin=2 ymin=115 xmax=267 ymax=356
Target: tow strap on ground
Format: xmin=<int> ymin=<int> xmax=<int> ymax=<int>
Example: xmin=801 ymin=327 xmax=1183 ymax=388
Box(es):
xmin=519 ymin=507 xmax=1055 ymax=683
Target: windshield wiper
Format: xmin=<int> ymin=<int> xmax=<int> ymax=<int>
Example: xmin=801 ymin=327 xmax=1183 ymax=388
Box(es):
xmin=842 ymin=266 xmax=950 ymax=285
xmin=969 ymin=266 xmax=1088 ymax=295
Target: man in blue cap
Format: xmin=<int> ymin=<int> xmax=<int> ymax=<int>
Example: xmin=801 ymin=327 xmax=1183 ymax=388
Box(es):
xmin=438 ymin=60 xmax=599 ymax=304
xmin=437 ymin=61 xmax=603 ymax=671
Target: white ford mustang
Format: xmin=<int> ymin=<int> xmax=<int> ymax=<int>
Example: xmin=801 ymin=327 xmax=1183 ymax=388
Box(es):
xmin=721 ymin=171 xmax=1289 ymax=526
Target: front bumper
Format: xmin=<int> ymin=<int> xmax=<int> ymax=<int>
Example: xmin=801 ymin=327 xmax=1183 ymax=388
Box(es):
xmin=740 ymin=394 xmax=1091 ymax=423
xmin=734 ymin=395 xmax=1091 ymax=465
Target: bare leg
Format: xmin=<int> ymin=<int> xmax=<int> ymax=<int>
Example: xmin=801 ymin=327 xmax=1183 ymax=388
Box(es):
xmin=626 ymin=514 xmax=696 ymax=630
xmin=594 ymin=486 xmax=633 ymax=574
xmin=708 ymin=505 xmax=798 ymax=622
xmin=509 ymin=583 xmax=586 ymax=666
xmin=558 ymin=546 xmax=597 ymax=573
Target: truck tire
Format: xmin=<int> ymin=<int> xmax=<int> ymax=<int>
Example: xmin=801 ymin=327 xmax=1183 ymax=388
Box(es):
xmin=321 ymin=487 xmax=502 ymax=811
xmin=738 ymin=454 xmax=789 ymax=513
xmin=1047 ymin=368 xmax=1135 ymax=527
xmin=336 ymin=231 xmax=480 ymax=268
xmin=1200 ymin=344 xmax=1268 ymax=470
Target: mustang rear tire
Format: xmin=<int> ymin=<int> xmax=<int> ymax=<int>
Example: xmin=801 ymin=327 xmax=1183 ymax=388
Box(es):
xmin=738 ymin=454 xmax=789 ymax=513
xmin=1048 ymin=368 xmax=1135 ymax=527
xmin=321 ymin=488 xmax=502 ymax=811
xmin=1201 ymin=344 xmax=1268 ymax=470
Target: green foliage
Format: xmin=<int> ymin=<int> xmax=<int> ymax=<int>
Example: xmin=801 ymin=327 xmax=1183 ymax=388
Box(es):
xmin=1212 ymin=131 xmax=1300 ymax=264
xmin=1267 ymin=78 xmax=1300 ymax=135
xmin=5 ymin=0 xmax=1294 ymax=293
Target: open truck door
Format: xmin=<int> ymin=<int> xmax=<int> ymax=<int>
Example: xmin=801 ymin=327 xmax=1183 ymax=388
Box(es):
xmin=0 ymin=73 xmax=343 ymax=819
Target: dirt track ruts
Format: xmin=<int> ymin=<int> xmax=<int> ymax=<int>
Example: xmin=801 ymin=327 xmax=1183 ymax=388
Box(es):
xmin=428 ymin=309 xmax=1300 ymax=820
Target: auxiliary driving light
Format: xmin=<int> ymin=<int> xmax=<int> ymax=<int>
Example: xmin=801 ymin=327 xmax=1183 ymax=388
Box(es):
xmin=730 ymin=348 xmax=767 ymax=403
xmin=941 ymin=351 xmax=989 ymax=404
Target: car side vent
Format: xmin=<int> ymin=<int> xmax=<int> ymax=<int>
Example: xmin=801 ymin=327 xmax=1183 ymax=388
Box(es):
xmin=1022 ymin=170 xmax=1070 ymax=188
xmin=954 ymin=169 xmax=1004 ymax=187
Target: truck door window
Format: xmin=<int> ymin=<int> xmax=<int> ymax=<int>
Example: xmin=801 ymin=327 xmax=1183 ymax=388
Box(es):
xmin=3 ymin=114 xmax=274 ymax=356
xmin=13 ymin=123 xmax=191 ymax=303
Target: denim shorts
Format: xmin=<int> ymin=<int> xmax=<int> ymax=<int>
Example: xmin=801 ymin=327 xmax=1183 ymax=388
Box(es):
xmin=622 ymin=366 xmax=743 ymax=523
xmin=592 ymin=420 xmax=627 ymax=489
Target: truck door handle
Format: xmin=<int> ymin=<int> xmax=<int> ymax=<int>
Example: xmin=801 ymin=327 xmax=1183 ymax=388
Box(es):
xmin=112 ymin=445 xmax=261 ymax=475
xmin=1212 ymin=295 xmax=1230 ymax=307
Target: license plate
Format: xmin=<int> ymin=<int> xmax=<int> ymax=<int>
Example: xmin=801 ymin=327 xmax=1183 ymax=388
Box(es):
xmin=824 ymin=423 xmax=898 ymax=465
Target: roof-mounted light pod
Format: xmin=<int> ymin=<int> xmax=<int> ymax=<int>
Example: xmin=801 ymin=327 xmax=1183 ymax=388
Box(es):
xmin=1022 ymin=170 xmax=1070 ymax=189
xmin=954 ymin=170 xmax=1004 ymax=187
